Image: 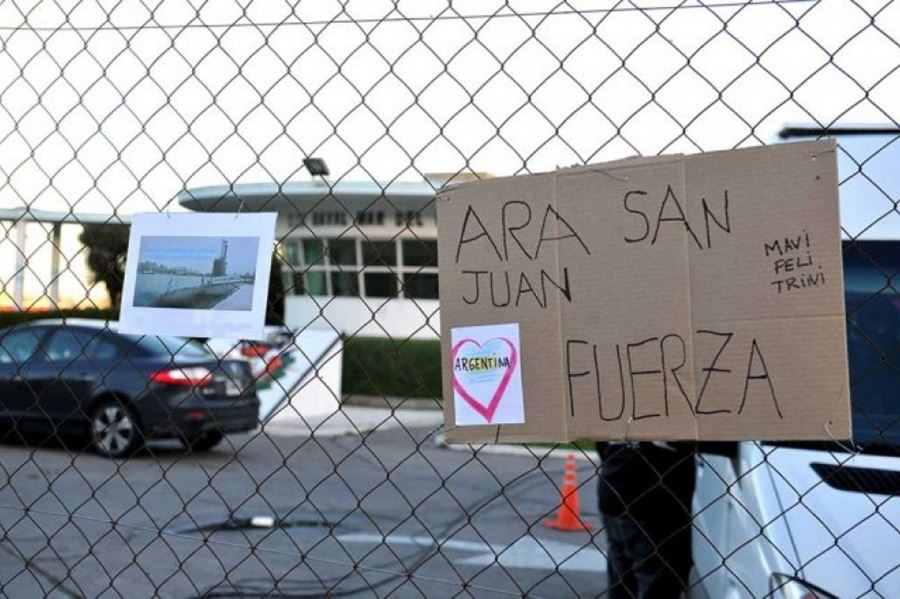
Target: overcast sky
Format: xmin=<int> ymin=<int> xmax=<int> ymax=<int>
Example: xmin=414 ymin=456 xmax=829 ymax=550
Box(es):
xmin=1 ymin=0 xmax=898 ymax=306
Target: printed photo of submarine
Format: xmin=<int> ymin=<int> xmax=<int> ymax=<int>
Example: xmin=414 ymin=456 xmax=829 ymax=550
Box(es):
xmin=134 ymin=236 xmax=259 ymax=311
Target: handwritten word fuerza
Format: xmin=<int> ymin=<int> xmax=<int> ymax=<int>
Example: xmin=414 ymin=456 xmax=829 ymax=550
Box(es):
xmin=565 ymin=330 xmax=781 ymax=422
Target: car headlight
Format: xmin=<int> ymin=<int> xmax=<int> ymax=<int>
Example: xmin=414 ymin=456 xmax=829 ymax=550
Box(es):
xmin=769 ymin=573 xmax=837 ymax=599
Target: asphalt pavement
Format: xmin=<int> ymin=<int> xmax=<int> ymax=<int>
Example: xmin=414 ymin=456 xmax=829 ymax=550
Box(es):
xmin=0 ymin=408 xmax=608 ymax=598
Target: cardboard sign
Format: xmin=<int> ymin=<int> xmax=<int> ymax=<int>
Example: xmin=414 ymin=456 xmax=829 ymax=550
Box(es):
xmin=119 ymin=213 xmax=277 ymax=340
xmin=437 ymin=140 xmax=850 ymax=443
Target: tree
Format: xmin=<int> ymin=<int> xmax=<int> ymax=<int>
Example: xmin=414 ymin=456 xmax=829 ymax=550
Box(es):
xmin=266 ymin=253 xmax=286 ymax=325
xmin=78 ymin=224 xmax=130 ymax=307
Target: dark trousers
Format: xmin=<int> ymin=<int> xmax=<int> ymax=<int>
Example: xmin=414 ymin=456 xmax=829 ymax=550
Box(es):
xmin=603 ymin=514 xmax=692 ymax=599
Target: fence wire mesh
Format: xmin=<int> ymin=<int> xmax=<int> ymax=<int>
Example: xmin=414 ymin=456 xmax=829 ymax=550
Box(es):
xmin=1 ymin=1 xmax=899 ymax=597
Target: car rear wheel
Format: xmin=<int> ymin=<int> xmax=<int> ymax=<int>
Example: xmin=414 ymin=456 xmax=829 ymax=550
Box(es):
xmin=184 ymin=430 xmax=223 ymax=452
xmin=91 ymin=400 xmax=141 ymax=458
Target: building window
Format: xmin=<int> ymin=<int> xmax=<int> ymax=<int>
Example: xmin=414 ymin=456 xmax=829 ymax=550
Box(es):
xmin=286 ymin=272 xmax=302 ymax=295
xmin=402 ymin=239 xmax=437 ymax=267
xmin=331 ymin=271 xmax=359 ymax=296
xmin=303 ymin=239 xmax=325 ymax=265
xmin=329 ymin=239 xmax=356 ymax=266
xmin=398 ymin=237 xmax=438 ymax=300
xmin=402 ymin=272 xmax=439 ymax=299
xmin=283 ymin=241 xmax=301 ymax=265
xmin=305 ymin=271 xmax=328 ymax=296
xmin=362 ymin=240 xmax=397 ymax=266
xmin=286 ymin=271 xmax=327 ymax=296
xmin=364 ymin=272 xmax=398 ymax=298
xmin=282 ymin=236 xmax=438 ymax=300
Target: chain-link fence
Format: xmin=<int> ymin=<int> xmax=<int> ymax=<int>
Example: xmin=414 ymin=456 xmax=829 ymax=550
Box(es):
xmin=1 ymin=1 xmax=899 ymax=597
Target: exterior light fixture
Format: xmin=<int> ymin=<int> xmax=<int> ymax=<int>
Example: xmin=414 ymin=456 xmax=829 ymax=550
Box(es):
xmin=303 ymin=157 xmax=329 ymax=177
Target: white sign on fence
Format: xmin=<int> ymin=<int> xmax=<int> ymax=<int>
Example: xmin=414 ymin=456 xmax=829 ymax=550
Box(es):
xmin=119 ymin=212 xmax=277 ymax=340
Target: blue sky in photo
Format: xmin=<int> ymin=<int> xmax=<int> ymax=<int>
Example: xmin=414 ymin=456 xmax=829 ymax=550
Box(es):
xmin=138 ymin=236 xmax=259 ymax=275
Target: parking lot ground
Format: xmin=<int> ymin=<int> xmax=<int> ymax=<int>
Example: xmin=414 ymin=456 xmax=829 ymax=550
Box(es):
xmin=0 ymin=413 xmax=607 ymax=598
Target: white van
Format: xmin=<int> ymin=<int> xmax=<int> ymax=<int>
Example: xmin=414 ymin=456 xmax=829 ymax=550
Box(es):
xmin=692 ymin=239 xmax=900 ymax=598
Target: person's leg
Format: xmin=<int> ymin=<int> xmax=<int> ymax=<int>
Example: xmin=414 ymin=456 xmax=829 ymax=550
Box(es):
xmin=629 ymin=520 xmax=692 ymax=599
xmin=629 ymin=445 xmax=696 ymax=597
xmin=603 ymin=515 xmax=638 ymax=598
xmin=654 ymin=523 xmax=693 ymax=595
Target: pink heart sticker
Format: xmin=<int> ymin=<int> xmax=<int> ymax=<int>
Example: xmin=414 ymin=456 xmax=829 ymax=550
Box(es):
xmin=451 ymin=337 xmax=518 ymax=423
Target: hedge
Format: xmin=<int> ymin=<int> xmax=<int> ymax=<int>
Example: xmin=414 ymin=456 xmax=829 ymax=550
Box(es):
xmin=0 ymin=308 xmax=118 ymax=329
xmin=341 ymin=336 xmax=442 ymax=399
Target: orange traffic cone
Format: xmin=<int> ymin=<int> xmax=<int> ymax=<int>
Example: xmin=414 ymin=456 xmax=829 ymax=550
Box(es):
xmin=543 ymin=453 xmax=593 ymax=532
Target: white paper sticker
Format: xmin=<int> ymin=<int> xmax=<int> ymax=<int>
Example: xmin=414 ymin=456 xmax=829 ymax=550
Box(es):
xmin=118 ymin=212 xmax=277 ymax=340
xmin=451 ymin=323 xmax=524 ymax=426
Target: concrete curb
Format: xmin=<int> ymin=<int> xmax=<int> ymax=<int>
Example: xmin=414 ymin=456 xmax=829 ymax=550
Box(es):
xmin=432 ymin=431 xmax=599 ymax=463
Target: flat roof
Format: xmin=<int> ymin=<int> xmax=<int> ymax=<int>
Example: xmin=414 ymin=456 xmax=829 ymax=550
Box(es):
xmin=0 ymin=207 xmax=131 ymax=225
xmin=20 ymin=318 xmax=113 ymax=328
xmin=178 ymin=180 xmax=438 ymax=214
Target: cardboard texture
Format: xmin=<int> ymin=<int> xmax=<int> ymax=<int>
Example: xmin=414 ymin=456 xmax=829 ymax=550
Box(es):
xmin=437 ymin=140 xmax=850 ymax=443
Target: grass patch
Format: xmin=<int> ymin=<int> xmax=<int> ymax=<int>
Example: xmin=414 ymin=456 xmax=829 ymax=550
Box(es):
xmin=342 ymin=336 xmax=442 ymax=399
xmin=0 ymin=308 xmax=118 ymax=329
xmin=528 ymin=440 xmax=598 ymax=452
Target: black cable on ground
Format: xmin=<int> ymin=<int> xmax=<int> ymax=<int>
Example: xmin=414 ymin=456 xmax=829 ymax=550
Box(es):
xmin=195 ymin=461 xmax=580 ymax=598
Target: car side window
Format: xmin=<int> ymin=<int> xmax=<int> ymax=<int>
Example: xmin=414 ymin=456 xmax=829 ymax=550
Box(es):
xmin=45 ymin=329 xmax=119 ymax=362
xmin=84 ymin=335 xmax=118 ymax=361
xmin=0 ymin=328 xmax=44 ymax=365
xmin=45 ymin=329 xmax=85 ymax=362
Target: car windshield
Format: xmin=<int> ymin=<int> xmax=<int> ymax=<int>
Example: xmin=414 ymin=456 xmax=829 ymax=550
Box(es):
xmin=126 ymin=334 xmax=213 ymax=359
xmin=845 ymin=240 xmax=900 ymax=447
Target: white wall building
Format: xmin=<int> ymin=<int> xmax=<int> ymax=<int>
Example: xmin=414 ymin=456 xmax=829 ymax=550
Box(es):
xmin=178 ymin=179 xmax=443 ymax=339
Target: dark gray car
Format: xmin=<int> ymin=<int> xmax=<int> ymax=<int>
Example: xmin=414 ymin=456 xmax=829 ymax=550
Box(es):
xmin=0 ymin=319 xmax=259 ymax=458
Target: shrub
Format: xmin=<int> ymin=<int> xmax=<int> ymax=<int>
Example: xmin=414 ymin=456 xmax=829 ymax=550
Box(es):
xmin=341 ymin=336 xmax=442 ymax=399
